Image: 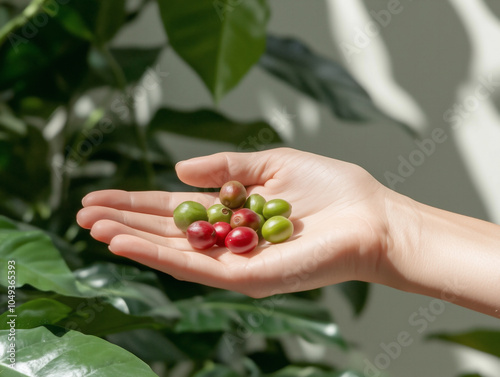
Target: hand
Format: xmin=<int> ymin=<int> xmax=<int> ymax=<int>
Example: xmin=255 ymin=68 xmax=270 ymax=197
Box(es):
xmin=77 ymin=148 xmax=391 ymax=298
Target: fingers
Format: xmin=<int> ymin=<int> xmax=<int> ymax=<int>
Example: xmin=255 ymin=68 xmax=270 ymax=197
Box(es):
xmin=175 ymin=149 xmax=290 ymax=188
xmin=89 ymin=219 xmax=190 ymax=250
xmin=108 ymin=234 xmax=232 ymax=289
xmin=77 ymin=206 xmax=184 ymax=237
xmin=81 ymin=189 xmax=218 ymax=214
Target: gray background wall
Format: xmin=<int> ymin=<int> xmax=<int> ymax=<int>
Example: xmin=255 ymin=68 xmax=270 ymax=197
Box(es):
xmin=115 ymin=1 xmax=500 ymax=376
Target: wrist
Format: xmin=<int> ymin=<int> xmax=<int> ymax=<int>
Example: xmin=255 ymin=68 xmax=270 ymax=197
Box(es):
xmin=371 ymin=190 xmax=424 ymax=292
xmin=377 ymin=190 xmax=500 ymax=317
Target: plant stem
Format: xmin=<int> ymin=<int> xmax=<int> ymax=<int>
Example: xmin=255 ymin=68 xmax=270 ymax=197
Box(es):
xmin=0 ymin=0 xmax=49 ymax=47
xmin=99 ymin=46 xmax=127 ymax=91
xmin=99 ymin=46 xmax=156 ymax=189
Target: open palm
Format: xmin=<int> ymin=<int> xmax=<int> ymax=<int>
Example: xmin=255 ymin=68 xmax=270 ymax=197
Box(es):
xmin=77 ymin=148 xmax=390 ymax=298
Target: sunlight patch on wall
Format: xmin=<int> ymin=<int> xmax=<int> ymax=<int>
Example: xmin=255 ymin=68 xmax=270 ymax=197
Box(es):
xmin=449 ymin=0 xmax=500 ymax=74
xmin=448 ymin=0 xmax=500 ymax=225
xmin=325 ymin=0 xmax=427 ymax=133
xmin=453 ymin=346 xmax=500 ymax=377
xmin=453 ymin=100 xmax=500 ymax=224
xmin=43 ymin=106 xmax=67 ymax=141
xmin=297 ymin=97 xmax=321 ymax=135
xmin=258 ymin=90 xmax=296 ymax=142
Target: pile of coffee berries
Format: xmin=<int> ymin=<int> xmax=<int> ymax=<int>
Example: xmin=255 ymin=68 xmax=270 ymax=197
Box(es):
xmin=173 ymin=181 xmax=294 ymax=254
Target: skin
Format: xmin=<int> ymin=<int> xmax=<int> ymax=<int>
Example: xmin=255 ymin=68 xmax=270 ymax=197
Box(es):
xmin=77 ymin=148 xmax=500 ymax=317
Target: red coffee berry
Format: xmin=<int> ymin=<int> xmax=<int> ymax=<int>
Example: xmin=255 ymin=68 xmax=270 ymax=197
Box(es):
xmin=186 ymin=221 xmax=217 ymax=250
xmin=219 ymin=181 xmax=247 ymax=209
xmin=213 ymin=221 xmax=232 ymax=247
xmin=230 ymin=208 xmax=261 ymax=231
xmin=225 ymin=227 xmax=259 ymax=254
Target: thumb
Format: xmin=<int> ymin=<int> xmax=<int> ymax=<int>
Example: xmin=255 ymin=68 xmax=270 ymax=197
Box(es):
xmin=175 ymin=149 xmax=284 ymax=188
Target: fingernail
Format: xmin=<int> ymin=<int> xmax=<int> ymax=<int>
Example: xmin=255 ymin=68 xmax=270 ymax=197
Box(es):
xmin=81 ymin=193 xmax=91 ymax=206
xmin=175 ymin=160 xmax=190 ymax=172
xmin=75 ymin=209 xmax=84 ymax=226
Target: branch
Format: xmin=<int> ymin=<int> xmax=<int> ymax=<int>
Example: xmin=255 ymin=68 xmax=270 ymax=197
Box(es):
xmin=0 ymin=0 xmax=49 ymax=47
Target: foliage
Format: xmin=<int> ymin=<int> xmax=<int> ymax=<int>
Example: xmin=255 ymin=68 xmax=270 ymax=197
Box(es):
xmin=0 ymin=326 xmax=159 ymax=377
xmin=428 ymin=329 xmax=500 ymax=358
xmin=0 ymin=0 xmax=419 ymax=376
xmin=428 ymin=328 xmax=500 ymax=377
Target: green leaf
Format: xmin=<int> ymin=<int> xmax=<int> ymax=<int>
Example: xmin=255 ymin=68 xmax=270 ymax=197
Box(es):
xmin=0 ymin=327 xmax=158 ymax=376
xmin=110 ymin=46 xmax=165 ymax=82
xmin=0 ymin=16 xmax=90 ymax=103
xmin=88 ymin=46 xmax=164 ymax=87
xmin=0 ymin=265 xmax=177 ymax=336
xmin=38 ymin=262 xmax=178 ymax=334
xmin=0 ymin=298 xmax=72 ymax=330
xmin=174 ymin=291 xmax=346 ymax=349
xmin=0 ymin=104 xmax=27 ymax=136
xmin=336 ymin=281 xmax=370 ymax=317
xmin=107 ymin=329 xmax=186 ymax=362
xmin=0 ymin=222 xmax=178 ymax=326
xmin=72 ymin=262 xmax=179 ymax=321
xmin=0 ymin=6 xmax=9 ymax=28
xmin=0 ymin=229 xmax=82 ymax=297
xmin=0 ymin=215 xmax=83 ymax=270
xmin=158 ymin=0 xmax=270 ymax=101
xmin=54 ymin=0 xmax=125 ymax=44
xmin=53 ymin=4 xmax=95 ymax=40
xmin=0 ymin=124 xmax=50 ymax=213
xmin=52 ymin=298 xmax=168 ymax=336
xmin=149 ymin=108 xmax=282 ymax=148
xmin=0 ymin=247 xmax=178 ymax=334
xmin=193 ymin=363 xmax=241 ymax=377
xmin=0 ymin=216 xmax=17 ymax=230
xmin=94 ymin=0 xmax=126 ymax=45
xmin=248 ymin=339 xmax=290 ymax=373
xmin=259 ymin=35 xmax=413 ymax=134
xmin=165 ymin=331 xmax=223 ymax=361
xmin=266 ymin=366 xmax=362 ymax=377
xmin=428 ymin=329 xmax=500 ymax=358
xmin=84 ymin=122 xmax=172 ymax=165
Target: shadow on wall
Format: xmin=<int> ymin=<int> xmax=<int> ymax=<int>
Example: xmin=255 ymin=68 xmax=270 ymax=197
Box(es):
xmin=445 ymin=0 xmax=500 ymax=224
xmin=287 ymin=1 xmax=500 ymax=377
xmin=358 ymin=0 xmax=498 ymax=224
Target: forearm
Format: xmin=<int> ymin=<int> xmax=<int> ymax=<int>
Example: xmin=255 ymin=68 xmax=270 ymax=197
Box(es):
xmin=380 ymin=193 xmax=500 ymax=317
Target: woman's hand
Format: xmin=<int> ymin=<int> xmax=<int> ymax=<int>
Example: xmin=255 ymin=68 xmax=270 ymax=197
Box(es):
xmin=77 ymin=148 xmax=392 ymax=298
